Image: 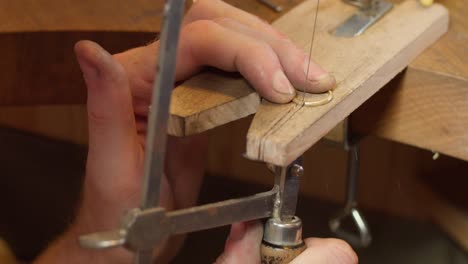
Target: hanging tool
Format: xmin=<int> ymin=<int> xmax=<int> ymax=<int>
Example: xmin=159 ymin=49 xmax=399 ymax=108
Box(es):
xmin=328 ymin=130 xmax=372 ymax=248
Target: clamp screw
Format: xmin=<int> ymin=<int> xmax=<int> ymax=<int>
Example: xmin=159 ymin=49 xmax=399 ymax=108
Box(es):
xmin=291 ymin=164 xmax=304 ymax=177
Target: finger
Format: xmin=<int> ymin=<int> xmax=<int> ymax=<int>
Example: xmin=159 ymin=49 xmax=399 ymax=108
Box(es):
xmin=290 ymin=238 xmax=358 ymax=264
xmin=185 ymin=0 xmax=335 ymax=92
xmin=113 ymin=46 xmax=155 ymax=116
xmin=118 ymin=0 xmax=290 ymax=110
xmin=215 ymin=221 xmax=263 ymax=264
xmin=180 ymin=20 xmax=297 ymax=103
xmin=184 ymin=0 xmax=282 ymax=38
xmin=213 ymin=18 xmax=335 ymax=93
xmin=75 ymin=40 xmax=140 ymax=188
xmin=122 ymin=20 xmax=296 ymax=106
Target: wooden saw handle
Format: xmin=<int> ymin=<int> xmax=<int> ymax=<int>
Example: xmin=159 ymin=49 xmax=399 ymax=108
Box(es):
xmin=260 ymin=241 xmax=306 ymax=264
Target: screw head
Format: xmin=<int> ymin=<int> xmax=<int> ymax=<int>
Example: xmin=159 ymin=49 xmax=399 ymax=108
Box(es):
xmin=291 ymin=164 xmax=304 ymax=177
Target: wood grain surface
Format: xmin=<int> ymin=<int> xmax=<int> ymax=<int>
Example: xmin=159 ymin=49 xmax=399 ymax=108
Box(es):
xmin=350 ymin=0 xmax=468 ymax=161
xmin=168 ymin=71 xmax=260 ymax=136
xmin=245 ymin=0 xmax=448 ymax=165
xmin=352 ymin=69 xmax=468 ymax=162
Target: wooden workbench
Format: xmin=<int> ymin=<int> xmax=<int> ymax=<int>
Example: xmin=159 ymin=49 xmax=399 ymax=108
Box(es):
xmin=0 ymin=0 xmax=466 ymax=162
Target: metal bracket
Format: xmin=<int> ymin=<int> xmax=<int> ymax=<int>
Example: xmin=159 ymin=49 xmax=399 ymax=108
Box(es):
xmin=333 ymin=0 xmax=393 ymax=37
xmin=79 ymin=188 xmax=277 ymax=251
xmin=264 ymin=158 xmax=304 ymax=247
xmin=329 ymin=128 xmax=372 ymax=247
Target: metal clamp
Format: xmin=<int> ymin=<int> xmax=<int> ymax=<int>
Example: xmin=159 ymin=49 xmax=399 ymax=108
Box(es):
xmin=329 ymin=141 xmax=372 ymax=247
xmin=263 ymin=158 xmax=304 ymax=246
xmin=333 ymin=0 xmax=393 ymax=37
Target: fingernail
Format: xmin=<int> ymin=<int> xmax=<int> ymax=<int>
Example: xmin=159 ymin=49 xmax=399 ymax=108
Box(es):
xmin=273 ymin=71 xmax=295 ymax=95
xmin=75 ymin=42 xmax=103 ymax=80
xmin=314 ymin=73 xmax=337 ymax=91
xmin=303 ymin=59 xmax=337 ymax=91
xmin=303 ymin=58 xmax=326 ymax=77
xmin=79 ymin=59 xmax=99 ymax=81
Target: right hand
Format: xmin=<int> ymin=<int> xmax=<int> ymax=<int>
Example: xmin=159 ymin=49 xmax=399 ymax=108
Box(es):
xmin=216 ymin=221 xmax=358 ymax=264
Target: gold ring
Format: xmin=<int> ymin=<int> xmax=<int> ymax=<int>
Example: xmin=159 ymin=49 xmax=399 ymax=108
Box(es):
xmin=292 ymin=90 xmax=333 ymax=107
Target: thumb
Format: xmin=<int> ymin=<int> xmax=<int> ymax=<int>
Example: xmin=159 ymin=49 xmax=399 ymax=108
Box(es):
xmin=215 ymin=221 xmax=263 ymax=264
xmin=290 ymin=238 xmax=358 ymax=264
xmin=74 ymin=40 xmax=139 ymax=182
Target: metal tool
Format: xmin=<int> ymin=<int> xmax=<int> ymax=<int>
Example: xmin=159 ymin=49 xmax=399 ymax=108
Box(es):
xmin=329 ymin=136 xmax=372 ymax=248
xmin=257 ymin=0 xmax=284 ymax=12
xmin=333 ymin=0 xmax=393 ymax=37
xmin=79 ymin=160 xmax=304 ymax=263
xmin=261 ymin=160 xmax=306 ymax=263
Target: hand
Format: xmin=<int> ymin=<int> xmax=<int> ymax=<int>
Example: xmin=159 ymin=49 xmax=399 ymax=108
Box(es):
xmin=34 ymin=0 xmax=336 ymax=263
xmin=216 ymin=222 xmax=358 ymax=264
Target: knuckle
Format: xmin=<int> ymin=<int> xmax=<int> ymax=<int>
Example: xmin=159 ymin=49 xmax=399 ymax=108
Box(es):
xmin=183 ymin=19 xmax=218 ymax=35
xmin=211 ymin=17 xmax=236 ymax=25
xmin=277 ymin=37 xmax=296 ymax=49
xmin=88 ymin=107 xmax=133 ymax=128
xmin=236 ymin=41 xmax=272 ymax=69
xmin=251 ymin=13 xmax=268 ymax=25
xmin=247 ymin=40 xmax=271 ymax=53
xmin=88 ymin=110 xmax=110 ymax=124
xmin=191 ymin=0 xmax=214 ymax=10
